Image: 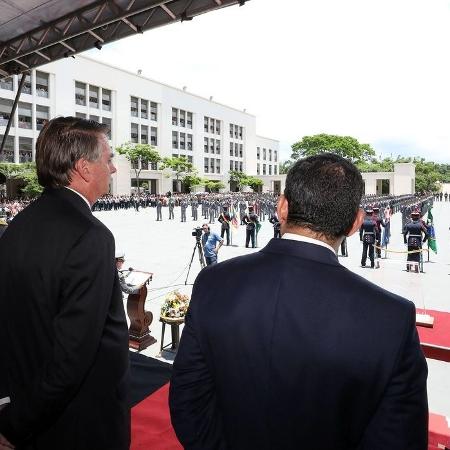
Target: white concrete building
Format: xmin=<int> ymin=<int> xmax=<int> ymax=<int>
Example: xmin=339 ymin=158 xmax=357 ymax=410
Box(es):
xmin=0 ymin=55 xmax=279 ymax=194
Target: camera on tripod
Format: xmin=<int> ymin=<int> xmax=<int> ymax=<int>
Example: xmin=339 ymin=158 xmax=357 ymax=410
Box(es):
xmin=192 ymin=226 xmax=203 ymax=239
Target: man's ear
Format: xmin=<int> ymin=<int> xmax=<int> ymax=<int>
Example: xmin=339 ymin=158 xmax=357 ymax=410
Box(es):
xmin=277 ymin=195 xmax=288 ymax=225
xmin=346 ymin=208 xmax=365 ymax=237
xmin=73 ymin=158 xmax=90 ymax=182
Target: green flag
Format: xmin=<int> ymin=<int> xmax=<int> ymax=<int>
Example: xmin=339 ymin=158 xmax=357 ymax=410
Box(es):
xmin=427 ymin=208 xmax=437 ymax=253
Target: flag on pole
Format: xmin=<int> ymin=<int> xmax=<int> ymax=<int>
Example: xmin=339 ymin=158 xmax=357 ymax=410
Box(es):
xmin=230 ymin=205 xmax=239 ymax=230
xmin=427 ymin=208 xmax=437 ymax=253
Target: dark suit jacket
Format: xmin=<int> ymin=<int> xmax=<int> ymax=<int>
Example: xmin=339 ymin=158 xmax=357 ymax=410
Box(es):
xmin=0 ymin=188 xmax=130 ymax=449
xmin=169 ymin=238 xmax=428 ymax=450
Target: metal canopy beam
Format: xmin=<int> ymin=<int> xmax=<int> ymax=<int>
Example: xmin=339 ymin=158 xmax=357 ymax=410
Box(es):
xmin=0 ymin=0 xmax=246 ymax=78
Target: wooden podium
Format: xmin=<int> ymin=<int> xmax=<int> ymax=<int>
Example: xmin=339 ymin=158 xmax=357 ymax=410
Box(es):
xmin=125 ymin=270 xmax=156 ymax=351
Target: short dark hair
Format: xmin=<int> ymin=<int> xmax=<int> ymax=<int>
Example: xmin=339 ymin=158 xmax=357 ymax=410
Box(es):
xmin=284 ymin=153 xmax=363 ymax=239
xmin=36 ymin=116 xmax=109 ymax=188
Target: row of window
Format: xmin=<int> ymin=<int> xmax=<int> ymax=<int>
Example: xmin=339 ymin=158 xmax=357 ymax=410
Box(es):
xmin=172 ymin=108 xmax=193 ymax=129
xmin=257 ymin=146 xmax=278 ymax=162
xmin=0 ymin=71 xmax=50 ymax=98
xmin=257 ymin=163 xmax=278 ymax=176
xmin=75 ymin=81 xmax=111 ymax=111
xmin=204 ymin=116 xmax=221 ymax=135
xmin=204 ymin=137 xmax=221 ymax=154
xmin=0 ymin=99 xmax=49 ymax=130
xmin=204 ymin=157 xmax=221 ymax=174
xmin=172 ymin=131 xmax=193 ymax=150
xmin=229 ymin=123 xmax=244 ymax=140
xmin=229 ymin=142 xmax=244 ymax=158
xmin=0 ymin=135 xmax=33 ymax=163
xmin=131 ymin=160 xmax=159 ymax=170
xmin=229 ymin=160 xmax=244 ymax=173
xmin=130 ymin=96 xmax=157 ymax=121
xmin=75 ymin=112 xmax=112 ymax=140
xmin=131 ymin=123 xmax=157 ymax=145
xmin=171 ymin=153 xmax=193 ymax=164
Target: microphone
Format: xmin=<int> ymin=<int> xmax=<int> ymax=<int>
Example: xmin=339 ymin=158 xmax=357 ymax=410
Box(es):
xmin=128 ymin=267 xmax=134 ymax=271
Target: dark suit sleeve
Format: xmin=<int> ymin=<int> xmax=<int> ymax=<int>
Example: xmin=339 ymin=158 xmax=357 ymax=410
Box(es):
xmin=0 ymin=225 xmax=117 ymax=444
xmin=358 ymin=304 xmax=428 ymax=449
xmin=169 ymin=273 xmax=227 ymax=450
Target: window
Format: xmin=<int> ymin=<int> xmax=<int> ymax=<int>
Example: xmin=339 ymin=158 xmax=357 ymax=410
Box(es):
xmin=263 ymin=148 xmax=266 ymax=160
xmin=187 ymin=112 xmax=192 ymax=129
xmin=172 ymin=108 xmax=178 ymax=126
xmin=204 ymin=117 xmax=209 ymax=132
xmin=257 ymin=147 xmax=260 ymax=160
xmin=234 ymin=142 xmax=238 ymax=157
xmin=210 ymin=138 xmax=215 ymax=154
xmin=102 ymin=89 xmax=111 ymax=111
xmin=172 ymin=131 xmax=178 ymax=149
xmin=0 ymin=135 xmax=14 ymax=162
xmin=89 ymin=85 xmax=99 ymax=108
xmin=274 ymin=166 xmax=278 ymax=175
xmin=239 ymin=126 xmax=243 ymax=139
xmin=0 ymin=77 xmax=13 ymax=91
xmin=180 ymin=132 xmax=186 ymax=150
xmin=229 ymin=160 xmax=233 ymax=171
xmin=187 ymin=134 xmax=193 ymax=150
xmin=36 ymin=105 xmax=49 ymax=130
xmin=210 ymin=118 xmax=214 ymax=133
xmin=179 ymin=110 xmax=185 ymax=127
xmin=269 ymin=149 xmax=272 ymax=161
xmin=76 ymin=112 xmax=86 ymax=119
xmin=216 ymin=120 xmax=220 ymax=134
xmin=234 ymin=161 xmax=239 ymax=171
xmin=210 ymin=158 xmax=215 ymax=174
xmin=151 ymin=102 xmax=157 ymax=121
xmin=90 ymin=115 xmax=99 ymax=123
xmin=234 ymin=124 xmax=239 ymax=139
xmin=150 ymin=162 xmax=158 ymax=170
xmin=151 ymin=127 xmax=157 ymax=146
xmin=141 ymin=99 xmax=148 ymax=119
xmin=21 ymin=74 xmax=32 ymax=94
xmin=36 ymin=71 xmax=49 ymax=97
xmin=0 ymin=98 xmax=14 ymax=126
xmin=204 ymin=157 xmax=209 ymax=173
xmin=75 ymin=81 xmax=86 ymax=106
xmin=141 ymin=160 xmax=148 ymax=170
xmin=229 ymin=142 xmax=233 ymax=156
xmin=257 ymin=163 xmax=260 ymax=175
xmin=131 ymin=97 xmax=138 ymax=117
xmin=263 ymin=164 xmax=266 ymax=175
xmin=239 ymin=162 xmax=243 ymax=172
xmin=274 ymin=150 xmax=278 ymax=162
xmin=19 ymin=137 xmax=33 ymax=163
xmin=269 ymin=165 xmax=272 ymax=175
xmin=131 ymin=123 xmax=139 ymax=143
xmin=141 ymin=124 xmax=148 ymax=144
xmin=215 ymin=139 xmax=220 ymax=154
xmin=18 ymin=102 xmax=32 ymax=129
xmin=204 ymin=137 xmax=209 ymax=152
xmin=239 ymin=144 xmax=243 ymax=158
xmin=216 ymin=159 xmax=221 ymax=174
xmin=187 ymin=155 xmax=193 ymax=163
xmin=102 ymin=117 xmax=111 ymax=140
xmin=229 ymin=123 xmax=233 ymax=138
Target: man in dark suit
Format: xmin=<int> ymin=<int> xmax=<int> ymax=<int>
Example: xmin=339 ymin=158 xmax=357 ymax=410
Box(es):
xmin=169 ymin=153 xmax=428 ymax=449
xmin=0 ymin=117 xmax=130 ymax=450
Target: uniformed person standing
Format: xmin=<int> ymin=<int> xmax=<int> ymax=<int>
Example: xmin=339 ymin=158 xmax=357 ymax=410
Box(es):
xmin=192 ymin=197 xmax=199 ymax=221
xmin=156 ymin=197 xmax=163 ymax=221
xmin=218 ymin=207 xmax=231 ymax=245
xmin=180 ymin=199 xmax=187 ymax=222
xmin=403 ymin=209 xmax=428 ymax=272
xmin=243 ymin=206 xmax=259 ymax=248
xmin=372 ymin=205 xmax=385 ymax=258
xmin=168 ymin=196 xmax=175 ymax=220
xmin=359 ymin=206 xmax=376 ymax=268
xmin=208 ymin=202 xmax=215 ymax=224
xmin=268 ymin=213 xmax=281 ymax=238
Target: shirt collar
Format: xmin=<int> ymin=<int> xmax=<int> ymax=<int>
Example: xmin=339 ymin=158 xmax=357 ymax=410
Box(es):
xmin=64 ymin=187 xmax=92 ymax=211
xmin=281 ymin=232 xmax=336 ymax=254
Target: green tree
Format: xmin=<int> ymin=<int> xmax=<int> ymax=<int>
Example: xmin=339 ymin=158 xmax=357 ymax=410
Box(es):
xmin=161 ymin=156 xmax=196 ymax=192
xmin=205 ymin=180 xmax=225 ymax=193
xmin=291 ymin=134 xmax=375 ymax=162
xmin=0 ymin=162 xmax=42 ymax=198
xmin=228 ymin=170 xmax=248 ymax=192
xmin=279 ymin=160 xmax=293 ymax=174
xmin=182 ymin=173 xmax=205 ymax=193
xmin=20 ymin=169 xmax=43 ymax=197
xmin=116 ymin=142 xmax=161 ymax=195
xmin=245 ymin=176 xmax=264 ymax=192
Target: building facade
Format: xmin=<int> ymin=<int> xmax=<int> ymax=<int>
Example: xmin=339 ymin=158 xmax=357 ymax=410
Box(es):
xmin=0 ymin=55 xmax=279 ymax=194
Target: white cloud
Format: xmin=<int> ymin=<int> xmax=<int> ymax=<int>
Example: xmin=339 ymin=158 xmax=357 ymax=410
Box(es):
xmin=87 ymin=0 xmax=450 ymax=163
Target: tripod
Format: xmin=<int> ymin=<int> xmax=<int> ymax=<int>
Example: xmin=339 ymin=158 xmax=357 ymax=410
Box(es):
xmin=185 ymin=238 xmax=206 ymax=284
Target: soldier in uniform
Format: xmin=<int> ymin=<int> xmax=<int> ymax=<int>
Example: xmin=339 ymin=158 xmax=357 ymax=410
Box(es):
xmin=208 ymin=202 xmax=215 ymax=224
xmin=268 ymin=213 xmax=281 ymax=238
xmin=218 ymin=206 xmax=232 ymax=245
xmin=403 ymin=209 xmax=428 ymax=272
xmin=359 ymin=206 xmax=376 ymax=268
xmin=243 ymin=206 xmax=259 ymax=248
xmin=192 ymin=197 xmax=199 ymax=221
xmin=372 ymin=205 xmax=385 ymax=258
xmin=168 ymin=196 xmax=175 ymax=220
xmin=156 ymin=197 xmax=163 ymax=221
xmin=180 ymin=199 xmax=187 ymax=222
xmin=115 ymin=251 xmax=141 ymax=295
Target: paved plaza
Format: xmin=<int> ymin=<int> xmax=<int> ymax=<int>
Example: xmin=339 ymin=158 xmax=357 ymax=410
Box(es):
xmin=94 ymin=200 xmax=450 ymax=416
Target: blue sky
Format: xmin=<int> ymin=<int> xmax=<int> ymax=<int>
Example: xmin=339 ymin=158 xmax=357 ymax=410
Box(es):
xmin=87 ymin=0 xmax=450 ymax=164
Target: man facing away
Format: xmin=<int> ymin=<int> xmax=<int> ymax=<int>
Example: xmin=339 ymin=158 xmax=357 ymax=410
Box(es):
xmin=0 ymin=117 xmax=130 ymax=450
xmin=169 ymin=153 xmax=428 ymax=450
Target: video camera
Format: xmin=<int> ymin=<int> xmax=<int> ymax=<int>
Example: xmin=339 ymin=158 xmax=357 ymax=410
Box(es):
xmin=192 ymin=227 xmax=203 ymax=239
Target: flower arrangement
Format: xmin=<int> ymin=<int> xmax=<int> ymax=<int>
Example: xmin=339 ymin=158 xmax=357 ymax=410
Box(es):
xmin=160 ymin=291 xmax=190 ymax=319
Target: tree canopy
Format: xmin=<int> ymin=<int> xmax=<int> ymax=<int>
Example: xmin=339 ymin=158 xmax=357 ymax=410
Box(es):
xmin=291 ymin=134 xmax=375 ymax=162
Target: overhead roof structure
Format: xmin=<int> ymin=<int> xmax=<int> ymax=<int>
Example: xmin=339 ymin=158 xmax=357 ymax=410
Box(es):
xmin=0 ymin=0 xmax=246 ymax=78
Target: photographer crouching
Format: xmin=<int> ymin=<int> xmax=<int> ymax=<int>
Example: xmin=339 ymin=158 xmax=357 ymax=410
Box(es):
xmin=201 ymin=223 xmax=223 ymax=266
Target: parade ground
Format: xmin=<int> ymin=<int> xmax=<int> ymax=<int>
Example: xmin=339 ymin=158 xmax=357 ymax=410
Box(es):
xmin=94 ymin=199 xmax=450 ymax=417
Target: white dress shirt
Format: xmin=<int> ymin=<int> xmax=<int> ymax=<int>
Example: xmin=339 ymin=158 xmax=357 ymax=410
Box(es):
xmin=281 ymin=232 xmax=336 ymax=255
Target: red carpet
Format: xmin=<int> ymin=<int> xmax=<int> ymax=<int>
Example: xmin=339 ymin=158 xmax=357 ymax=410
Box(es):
xmin=131 ymin=383 xmax=182 ymax=450
xmin=416 ymin=308 xmax=450 ymax=362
